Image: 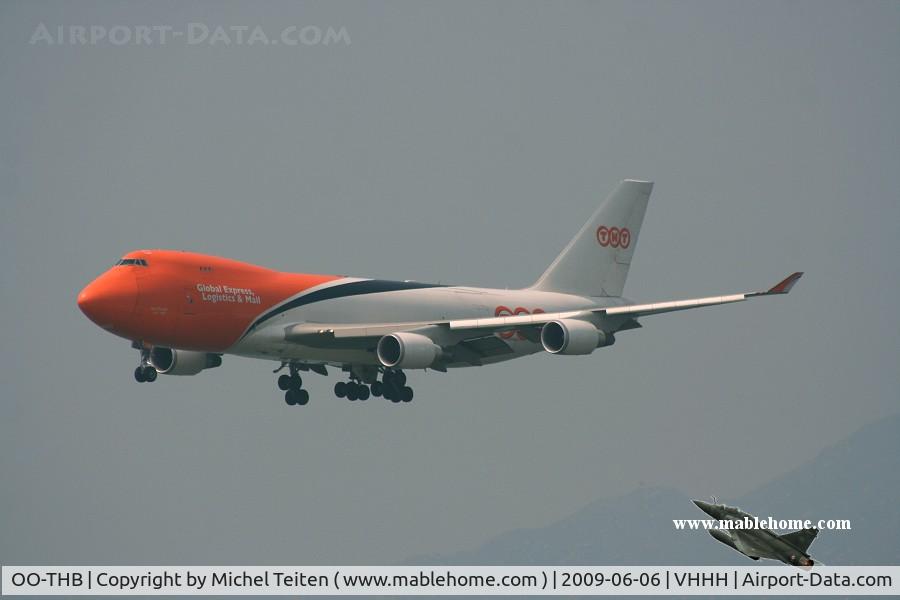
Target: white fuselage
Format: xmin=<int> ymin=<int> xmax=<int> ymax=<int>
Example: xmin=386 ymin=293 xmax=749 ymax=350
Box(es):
xmin=231 ymin=282 xmax=630 ymax=367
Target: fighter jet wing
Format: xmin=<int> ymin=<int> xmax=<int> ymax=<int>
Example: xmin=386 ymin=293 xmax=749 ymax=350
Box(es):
xmin=780 ymin=528 xmax=818 ymax=553
xmin=730 ymin=532 xmax=776 ymax=560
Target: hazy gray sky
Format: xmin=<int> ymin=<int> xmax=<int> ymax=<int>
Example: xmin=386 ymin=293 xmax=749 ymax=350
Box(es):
xmin=2 ymin=1 xmax=898 ymax=564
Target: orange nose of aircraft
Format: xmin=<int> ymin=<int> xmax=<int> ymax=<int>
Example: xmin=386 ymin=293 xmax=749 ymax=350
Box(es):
xmin=77 ymin=268 xmax=138 ymax=330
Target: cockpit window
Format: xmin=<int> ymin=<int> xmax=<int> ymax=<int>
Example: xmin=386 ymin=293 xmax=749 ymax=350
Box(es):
xmin=115 ymin=258 xmax=148 ymax=266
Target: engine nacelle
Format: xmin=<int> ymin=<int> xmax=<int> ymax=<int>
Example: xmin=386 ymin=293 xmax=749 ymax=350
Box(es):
xmin=377 ymin=332 xmax=441 ymax=369
xmin=540 ymin=319 xmax=613 ymax=355
xmin=149 ymin=347 xmax=222 ymax=375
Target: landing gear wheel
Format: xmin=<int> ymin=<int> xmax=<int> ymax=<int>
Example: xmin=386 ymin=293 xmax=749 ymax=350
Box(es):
xmin=278 ymin=374 xmax=292 ymax=391
xmin=134 ymin=366 xmax=146 ymax=383
xmin=371 ymin=381 xmax=383 ymax=397
xmin=290 ymin=374 xmax=303 ymax=389
xmin=334 ymin=381 xmax=347 ymax=398
xmin=296 ymin=389 xmax=310 ymax=405
xmin=143 ymin=366 xmax=158 ymax=382
xmin=395 ymin=371 xmax=407 ymax=386
xmin=346 ymin=384 xmax=359 ymax=401
xmin=386 ymin=384 xmax=402 ymax=403
xmin=400 ymin=386 xmax=413 ymax=402
xmin=358 ymin=386 xmax=370 ymax=401
xmin=285 ymin=388 xmax=309 ymax=406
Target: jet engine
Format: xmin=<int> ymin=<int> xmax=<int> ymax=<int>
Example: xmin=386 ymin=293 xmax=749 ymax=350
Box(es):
xmin=789 ymin=555 xmax=815 ymax=567
xmin=149 ymin=346 xmax=223 ymax=375
xmin=377 ymin=332 xmax=441 ymax=369
xmin=540 ymin=319 xmax=614 ymax=355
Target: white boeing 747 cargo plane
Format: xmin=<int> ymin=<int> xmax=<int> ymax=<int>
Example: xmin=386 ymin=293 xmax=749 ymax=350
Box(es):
xmin=78 ymin=180 xmax=802 ymax=405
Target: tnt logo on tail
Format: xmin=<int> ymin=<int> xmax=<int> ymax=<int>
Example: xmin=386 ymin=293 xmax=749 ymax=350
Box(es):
xmin=596 ymin=226 xmax=631 ymax=249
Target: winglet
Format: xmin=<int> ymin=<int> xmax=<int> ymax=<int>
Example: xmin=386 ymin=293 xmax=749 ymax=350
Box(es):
xmin=765 ymin=272 xmax=803 ymax=295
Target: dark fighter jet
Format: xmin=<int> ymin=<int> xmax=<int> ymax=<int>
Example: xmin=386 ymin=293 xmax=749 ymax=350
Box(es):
xmin=692 ymin=500 xmax=819 ymax=567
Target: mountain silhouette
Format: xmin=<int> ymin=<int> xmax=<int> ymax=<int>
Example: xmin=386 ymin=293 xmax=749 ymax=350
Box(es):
xmin=411 ymin=414 xmax=900 ymax=565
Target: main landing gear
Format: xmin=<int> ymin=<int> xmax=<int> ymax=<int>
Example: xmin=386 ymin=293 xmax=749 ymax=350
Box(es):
xmin=133 ymin=346 xmax=157 ymax=383
xmin=334 ymin=380 xmax=370 ymax=401
xmin=273 ymin=363 xmax=414 ymax=406
xmin=276 ymin=363 xmax=309 ymax=406
xmin=333 ymin=368 xmax=413 ymax=403
xmin=382 ymin=369 xmax=414 ymax=403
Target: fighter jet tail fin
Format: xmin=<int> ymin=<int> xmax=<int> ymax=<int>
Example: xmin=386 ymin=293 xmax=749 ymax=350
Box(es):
xmin=780 ymin=528 xmax=818 ymax=553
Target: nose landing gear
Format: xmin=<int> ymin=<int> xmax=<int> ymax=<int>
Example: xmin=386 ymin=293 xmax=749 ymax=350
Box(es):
xmin=133 ymin=365 xmax=158 ymax=382
xmin=133 ymin=346 xmax=158 ymax=383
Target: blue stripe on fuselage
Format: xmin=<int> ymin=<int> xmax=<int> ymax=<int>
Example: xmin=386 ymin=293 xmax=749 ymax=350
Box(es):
xmin=242 ymin=279 xmax=445 ymax=339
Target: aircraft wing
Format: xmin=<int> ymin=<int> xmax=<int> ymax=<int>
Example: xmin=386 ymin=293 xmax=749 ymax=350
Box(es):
xmin=282 ymin=272 xmax=802 ymax=343
xmin=447 ymin=272 xmax=803 ymax=331
xmin=286 ymin=321 xmax=440 ymax=341
xmin=731 ymin=531 xmax=782 ymax=561
xmin=595 ymin=272 xmax=803 ymax=319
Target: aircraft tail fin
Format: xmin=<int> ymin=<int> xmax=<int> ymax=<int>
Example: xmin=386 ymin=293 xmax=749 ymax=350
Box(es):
xmin=780 ymin=528 xmax=818 ymax=553
xmin=531 ymin=179 xmax=652 ymax=297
